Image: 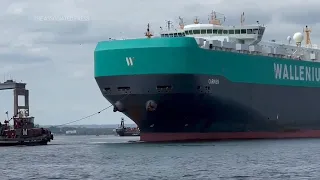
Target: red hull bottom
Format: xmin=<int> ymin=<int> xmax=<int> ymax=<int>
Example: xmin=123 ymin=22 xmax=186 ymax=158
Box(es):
xmin=140 ymin=130 xmax=320 ymax=142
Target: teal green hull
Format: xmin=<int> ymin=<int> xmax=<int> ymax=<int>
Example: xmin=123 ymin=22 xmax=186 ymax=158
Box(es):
xmin=94 ymin=37 xmax=320 ymax=87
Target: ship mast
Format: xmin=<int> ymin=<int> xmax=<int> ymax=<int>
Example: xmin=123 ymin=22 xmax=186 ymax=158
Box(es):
xmin=304 ymin=25 xmax=312 ymax=47
xmin=240 ymin=12 xmax=245 ymax=26
xmin=145 ymin=23 xmax=153 ymax=38
xmin=178 ymin=16 xmax=184 ymax=29
xmin=194 ymin=16 xmax=199 ymax=24
xmin=165 ymin=20 xmax=172 ymax=31
xmin=209 ymin=11 xmax=221 ymax=25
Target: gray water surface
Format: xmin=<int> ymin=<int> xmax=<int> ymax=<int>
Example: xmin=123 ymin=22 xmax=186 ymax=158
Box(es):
xmin=1 ymin=135 xmax=320 ymax=180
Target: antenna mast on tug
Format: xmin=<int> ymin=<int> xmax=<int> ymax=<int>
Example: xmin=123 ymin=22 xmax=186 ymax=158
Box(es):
xmin=145 ymin=23 xmax=153 ymax=38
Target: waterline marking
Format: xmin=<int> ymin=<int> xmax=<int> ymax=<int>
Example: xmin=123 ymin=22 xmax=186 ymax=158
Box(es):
xmin=33 ymin=15 xmax=90 ymax=22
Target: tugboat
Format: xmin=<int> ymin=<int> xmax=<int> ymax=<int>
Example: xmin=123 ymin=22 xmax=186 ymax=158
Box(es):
xmin=0 ymin=79 xmax=53 ymax=146
xmin=0 ymin=110 xmax=54 ymax=146
xmin=115 ymin=118 xmax=140 ymax=136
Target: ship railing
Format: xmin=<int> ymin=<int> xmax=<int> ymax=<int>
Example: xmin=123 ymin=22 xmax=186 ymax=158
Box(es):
xmin=196 ymin=37 xmax=319 ymax=62
xmin=108 ymin=37 xmax=150 ymax=41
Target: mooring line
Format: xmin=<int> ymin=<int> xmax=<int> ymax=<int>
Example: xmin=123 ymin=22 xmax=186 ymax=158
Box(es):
xmin=54 ymin=94 xmax=129 ymax=127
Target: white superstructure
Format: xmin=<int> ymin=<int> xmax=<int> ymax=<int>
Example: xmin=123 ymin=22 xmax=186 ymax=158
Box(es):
xmin=157 ymin=11 xmax=320 ymax=62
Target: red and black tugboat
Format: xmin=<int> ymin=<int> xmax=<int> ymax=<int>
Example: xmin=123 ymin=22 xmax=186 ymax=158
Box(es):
xmin=0 ymin=79 xmax=53 ymax=146
xmin=0 ymin=111 xmax=53 ymax=146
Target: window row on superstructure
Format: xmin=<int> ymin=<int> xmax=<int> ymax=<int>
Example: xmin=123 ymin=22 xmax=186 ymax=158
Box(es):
xmin=185 ymin=28 xmax=264 ymax=35
xmin=161 ymin=33 xmax=185 ymax=37
xmin=160 ymin=28 xmax=265 ymax=37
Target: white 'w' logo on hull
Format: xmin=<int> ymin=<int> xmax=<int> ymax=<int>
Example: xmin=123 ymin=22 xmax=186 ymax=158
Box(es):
xmin=126 ymin=57 xmax=134 ymax=66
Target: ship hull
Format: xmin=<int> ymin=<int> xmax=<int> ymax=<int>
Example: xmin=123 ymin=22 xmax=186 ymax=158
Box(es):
xmin=140 ymin=131 xmax=320 ymax=142
xmin=0 ymin=138 xmax=51 ymax=146
xmin=95 ymin=74 xmax=320 ymax=142
xmin=0 ymin=140 xmax=49 ymax=146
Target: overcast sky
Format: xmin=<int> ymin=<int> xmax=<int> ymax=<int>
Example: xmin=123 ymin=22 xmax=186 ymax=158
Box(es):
xmin=0 ymin=0 xmax=319 ymax=125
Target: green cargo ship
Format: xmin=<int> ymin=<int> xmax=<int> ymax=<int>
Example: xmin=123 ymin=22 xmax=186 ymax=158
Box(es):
xmin=94 ymin=11 xmax=320 ymax=142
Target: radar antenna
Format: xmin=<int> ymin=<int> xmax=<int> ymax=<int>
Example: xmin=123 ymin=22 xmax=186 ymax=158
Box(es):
xmin=303 ymin=25 xmax=312 ymax=47
xmin=145 ymin=23 xmax=153 ymax=39
xmin=194 ymin=16 xmax=199 ymax=24
xmin=240 ymin=12 xmax=245 ymax=26
xmin=178 ymin=16 xmax=184 ymax=29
